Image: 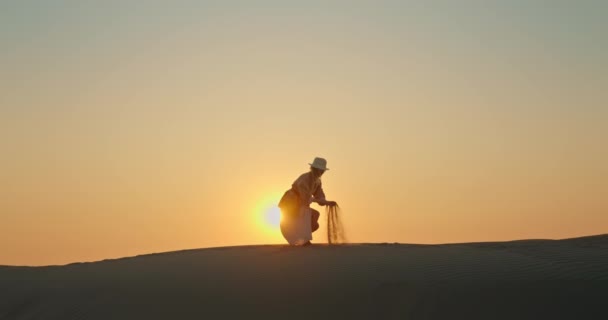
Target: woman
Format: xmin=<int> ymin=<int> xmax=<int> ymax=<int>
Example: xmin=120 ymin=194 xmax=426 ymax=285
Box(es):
xmin=278 ymin=157 xmax=338 ymax=246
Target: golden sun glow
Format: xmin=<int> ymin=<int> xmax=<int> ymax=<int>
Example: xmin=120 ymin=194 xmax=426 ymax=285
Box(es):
xmin=264 ymin=206 xmax=281 ymax=228
xmin=254 ymin=193 xmax=283 ymax=233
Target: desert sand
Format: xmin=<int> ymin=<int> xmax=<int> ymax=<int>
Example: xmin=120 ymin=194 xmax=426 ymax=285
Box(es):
xmin=1 ymin=234 xmax=607 ymax=319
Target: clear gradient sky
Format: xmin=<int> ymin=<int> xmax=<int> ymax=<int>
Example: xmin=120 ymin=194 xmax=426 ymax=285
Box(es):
xmin=1 ymin=1 xmax=607 ymax=266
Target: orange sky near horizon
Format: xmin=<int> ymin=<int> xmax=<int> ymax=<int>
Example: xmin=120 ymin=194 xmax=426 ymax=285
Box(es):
xmin=1 ymin=1 xmax=607 ymax=266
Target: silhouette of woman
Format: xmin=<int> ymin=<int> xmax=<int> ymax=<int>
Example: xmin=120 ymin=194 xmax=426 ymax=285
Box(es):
xmin=278 ymin=157 xmax=337 ymax=246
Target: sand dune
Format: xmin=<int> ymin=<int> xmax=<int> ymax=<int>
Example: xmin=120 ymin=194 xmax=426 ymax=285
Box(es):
xmin=1 ymin=235 xmax=607 ymax=319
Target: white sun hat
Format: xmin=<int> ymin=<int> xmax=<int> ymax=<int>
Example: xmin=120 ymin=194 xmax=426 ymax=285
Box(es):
xmin=309 ymin=157 xmax=329 ymax=171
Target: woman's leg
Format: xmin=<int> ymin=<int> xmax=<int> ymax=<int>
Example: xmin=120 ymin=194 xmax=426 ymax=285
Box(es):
xmin=311 ymin=209 xmax=320 ymax=232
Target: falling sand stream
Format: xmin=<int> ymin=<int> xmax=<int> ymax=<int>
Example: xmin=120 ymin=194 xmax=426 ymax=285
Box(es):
xmin=326 ymin=205 xmax=346 ymax=244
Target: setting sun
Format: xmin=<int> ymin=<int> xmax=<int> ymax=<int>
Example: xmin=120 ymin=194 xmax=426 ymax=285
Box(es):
xmin=264 ymin=206 xmax=281 ymax=229
xmin=254 ymin=192 xmax=283 ymax=234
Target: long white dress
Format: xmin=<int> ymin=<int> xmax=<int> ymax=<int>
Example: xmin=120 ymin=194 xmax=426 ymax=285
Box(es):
xmin=280 ymin=206 xmax=312 ymax=245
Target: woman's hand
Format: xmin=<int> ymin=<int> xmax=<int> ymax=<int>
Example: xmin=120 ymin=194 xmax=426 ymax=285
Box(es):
xmin=326 ymin=200 xmax=337 ymax=207
xmin=317 ymin=199 xmax=337 ymax=207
